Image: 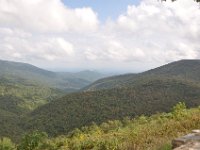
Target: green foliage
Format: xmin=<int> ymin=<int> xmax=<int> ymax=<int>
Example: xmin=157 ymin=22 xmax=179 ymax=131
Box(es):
xmin=3 ymin=59 xmax=200 ymax=147
xmin=84 ymin=60 xmax=200 ymax=91
xmin=26 ymin=79 xmax=200 ymax=137
xmin=0 ymin=138 xmax=15 ymax=150
xmin=97 ymin=138 xmax=120 ymax=150
xmin=0 ymin=59 xmax=106 ymax=141
xmin=17 ymin=131 xmax=47 ymax=150
xmin=172 ymin=102 xmax=187 ymax=119
xmin=0 ymin=59 xmax=104 ymax=92
xmin=0 ymin=82 xmax=64 ymax=141
xmin=3 ymin=104 xmax=200 ymax=150
xmin=0 ymin=59 xmax=105 ymax=113
xmin=158 ymin=143 xmax=172 ymax=150
xmin=0 ymin=81 xmax=64 ymax=111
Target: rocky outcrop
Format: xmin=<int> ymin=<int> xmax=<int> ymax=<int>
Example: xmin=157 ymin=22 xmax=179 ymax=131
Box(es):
xmin=174 ymin=142 xmax=200 ymax=150
xmin=172 ymin=130 xmax=200 ymax=150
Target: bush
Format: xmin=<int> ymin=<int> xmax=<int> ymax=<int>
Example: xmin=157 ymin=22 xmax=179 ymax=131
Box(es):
xmin=17 ymin=131 xmax=47 ymax=150
xmin=172 ymin=102 xmax=187 ymax=119
xmin=0 ymin=138 xmax=15 ymax=150
xmin=158 ymin=143 xmax=172 ymax=150
xmin=97 ymin=138 xmax=120 ymax=150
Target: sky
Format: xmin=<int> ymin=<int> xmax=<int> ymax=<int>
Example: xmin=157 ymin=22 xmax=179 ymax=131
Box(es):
xmin=62 ymin=0 xmax=141 ymax=22
xmin=0 ymin=0 xmax=200 ymax=73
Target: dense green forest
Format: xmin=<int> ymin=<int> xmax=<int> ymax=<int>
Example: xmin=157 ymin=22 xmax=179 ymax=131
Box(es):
xmin=0 ymin=77 xmax=64 ymax=141
xmin=0 ymin=59 xmax=105 ymax=111
xmin=2 ymin=59 xmax=200 ymax=148
xmin=83 ymin=60 xmax=200 ymax=91
xmin=0 ymin=60 xmax=105 ymax=92
xmin=22 ymin=78 xmax=200 ymax=137
xmin=1 ymin=103 xmax=200 ymax=150
xmin=0 ymin=60 xmax=105 ymax=141
xmin=0 ymin=77 xmax=64 ymax=110
xmin=2 ymin=59 xmax=200 ymax=142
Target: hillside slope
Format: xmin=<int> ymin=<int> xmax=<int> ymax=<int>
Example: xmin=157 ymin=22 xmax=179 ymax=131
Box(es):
xmin=23 ymin=77 xmax=200 ymax=137
xmin=0 ymin=60 xmax=105 ymax=92
xmin=3 ymin=59 xmax=200 ymax=141
xmin=0 ymin=59 xmax=106 ymax=111
xmin=8 ymin=103 xmax=200 ymax=150
xmin=83 ymin=59 xmax=200 ymax=91
xmin=0 ymin=60 xmax=105 ymax=139
xmin=0 ymin=77 xmax=64 ymax=140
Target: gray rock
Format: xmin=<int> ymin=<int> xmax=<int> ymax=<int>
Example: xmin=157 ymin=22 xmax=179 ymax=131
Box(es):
xmin=174 ymin=142 xmax=200 ymax=150
xmin=172 ymin=130 xmax=200 ymax=149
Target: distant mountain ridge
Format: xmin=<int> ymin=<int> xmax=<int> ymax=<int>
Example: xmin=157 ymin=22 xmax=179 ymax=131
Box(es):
xmin=83 ymin=59 xmax=200 ymax=91
xmin=0 ymin=60 xmax=55 ymax=77
xmin=0 ymin=60 xmax=105 ymax=91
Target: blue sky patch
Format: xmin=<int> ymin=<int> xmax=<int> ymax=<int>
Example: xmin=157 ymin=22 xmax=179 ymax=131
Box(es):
xmin=62 ymin=0 xmax=140 ymax=22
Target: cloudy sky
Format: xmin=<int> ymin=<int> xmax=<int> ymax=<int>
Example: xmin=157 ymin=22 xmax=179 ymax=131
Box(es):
xmin=0 ymin=0 xmax=200 ymax=73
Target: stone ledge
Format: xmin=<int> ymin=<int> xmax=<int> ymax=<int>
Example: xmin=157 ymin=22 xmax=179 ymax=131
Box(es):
xmin=172 ymin=130 xmax=200 ymax=149
xmin=174 ymin=142 xmax=200 ymax=150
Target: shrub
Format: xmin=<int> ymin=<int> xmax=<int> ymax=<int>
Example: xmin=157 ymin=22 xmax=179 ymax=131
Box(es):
xmin=172 ymin=102 xmax=187 ymax=119
xmin=17 ymin=131 xmax=47 ymax=150
xmin=0 ymin=138 xmax=15 ymax=150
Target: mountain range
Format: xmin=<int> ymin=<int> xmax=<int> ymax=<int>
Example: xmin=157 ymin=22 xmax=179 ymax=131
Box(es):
xmin=0 ymin=60 xmax=105 ymax=92
xmin=83 ymin=59 xmax=200 ymax=91
xmin=0 ymin=59 xmax=106 ymax=140
xmin=0 ymin=60 xmax=106 ymax=108
xmin=1 ymin=59 xmax=200 ymax=142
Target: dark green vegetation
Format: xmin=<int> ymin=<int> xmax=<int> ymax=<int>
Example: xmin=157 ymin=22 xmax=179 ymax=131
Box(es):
xmin=1 ymin=103 xmax=200 ymax=150
xmin=0 ymin=60 xmax=105 ymax=92
xmin=0 ymin=59 xmax=105 ymax=141
xmin=2 ymin=59 xmax=200 ymax=148
xmin=0 ymin=78 xmax=64 ymax=110
xmin=84 ymin=60 xmax=200 ymax=91
xmin=0 ymin=59 xmax=105 ymax=110
xmin=0 ymin=83 xmax=63 ymax=140
xmin=20 ymin=60 xmax=200 ymax=139
xmin=24 ymin=76 xmax=200 ymax=137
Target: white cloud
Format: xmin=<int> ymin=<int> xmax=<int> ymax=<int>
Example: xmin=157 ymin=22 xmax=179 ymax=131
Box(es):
xmin=0 ymin=34 xmax=74 ymax=62
xmin=0 ymin=0 xmax=200 ymax=72
xmin=101 ymin=0 xmax=200 ymax=64
xmin=0 ymin=0 xmax=98 ymax=32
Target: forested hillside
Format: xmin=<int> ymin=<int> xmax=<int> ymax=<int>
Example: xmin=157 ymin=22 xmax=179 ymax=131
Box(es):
xmin=2 ymin=59 xmax=200 ymax=144
xmin=0 ymin=60 xmax=105 ymax=140
xmin=0 ymin=59 xmax=106 ymax=110
xmin=0 ymin=60 xmax=105 ymax=92
xmin=83 ymin=60 xmax=200 ymax=91
xmin=1 ymin=103 xmax=200 ymax=150
xmin=23 ymin=77 xmax=200 ymax=137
